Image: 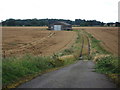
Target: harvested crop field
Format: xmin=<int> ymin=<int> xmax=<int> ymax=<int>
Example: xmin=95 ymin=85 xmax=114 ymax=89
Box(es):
xmin=73 ymin=27 xmax=118 ymax=56
xmin=2 ymin=27 xmax=77 ymax=57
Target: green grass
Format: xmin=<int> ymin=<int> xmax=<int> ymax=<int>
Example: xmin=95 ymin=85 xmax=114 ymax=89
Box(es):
xmin=95 ymin=56 xmax=120 ymax=74
xmin=87 ymin=33 xmax=110 ymax=55
xmin=3 ymin=55 xmax=53 ymax=86
xmin=3 ymin=54 xmax=77 ymax=87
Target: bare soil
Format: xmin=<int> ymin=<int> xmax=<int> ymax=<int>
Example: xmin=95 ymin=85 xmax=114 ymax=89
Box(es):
xmin=73 ymin=27 xmax=118 ymax=56
xmin=2 ymin=27 xmax=77 ymax=57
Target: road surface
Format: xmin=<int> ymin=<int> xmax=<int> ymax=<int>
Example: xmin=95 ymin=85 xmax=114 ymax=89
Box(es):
xmin=18 ymin=60 xmax=116 ymax=88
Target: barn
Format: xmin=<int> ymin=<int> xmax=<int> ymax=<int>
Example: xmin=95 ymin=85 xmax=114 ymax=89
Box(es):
xmin=48 ymin=21 xmax=72 ymax=31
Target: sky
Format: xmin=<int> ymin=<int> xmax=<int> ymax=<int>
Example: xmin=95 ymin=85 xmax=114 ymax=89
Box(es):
xmin=0 ymin=0 xmax=119 ymax=23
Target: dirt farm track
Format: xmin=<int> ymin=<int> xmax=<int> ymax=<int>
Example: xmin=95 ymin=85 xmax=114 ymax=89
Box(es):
xmin=73 ymin=27 xmax=118 ymax=56
xmin=2 ymin=27 xmax=76 ymax=57
xmin=2 ymin=27 xmax=118 ymax=57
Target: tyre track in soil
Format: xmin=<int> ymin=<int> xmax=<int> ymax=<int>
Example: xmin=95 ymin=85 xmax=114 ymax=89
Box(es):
xmin=3 ymin=31 xmax=76 ymax=57
xmin=40 ymin=31 xmax=77 ymax=56
xmin=79 ymin=34 xmax=90 ymax=59
xmin=84 ymin=28 xmax=118 ymax=56
xmin=3 ymin=32 xmax=56 ymax=57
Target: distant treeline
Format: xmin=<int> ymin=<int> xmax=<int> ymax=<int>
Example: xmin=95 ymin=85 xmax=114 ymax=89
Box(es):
xmin=1 ymin=18 xmax=119 ymax=27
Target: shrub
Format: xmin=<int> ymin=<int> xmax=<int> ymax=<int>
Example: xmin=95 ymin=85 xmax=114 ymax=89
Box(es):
xmin=95 ymin=56 xmax=120 ymax=74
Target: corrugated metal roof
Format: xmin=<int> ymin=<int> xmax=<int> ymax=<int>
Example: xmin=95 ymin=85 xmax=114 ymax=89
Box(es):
xmin=52 ymin=21 xmax=71 ymax=26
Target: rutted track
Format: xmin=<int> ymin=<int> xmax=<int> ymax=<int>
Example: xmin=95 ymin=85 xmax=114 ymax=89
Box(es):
xmin=79 ymin=33 xmax=90 ymax=59
xmin=73 ymin=27 xmax=118 ymax=56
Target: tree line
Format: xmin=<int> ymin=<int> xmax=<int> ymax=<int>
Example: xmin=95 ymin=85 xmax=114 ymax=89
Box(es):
xmin=1 ymin=18 xmax=119 ymax=26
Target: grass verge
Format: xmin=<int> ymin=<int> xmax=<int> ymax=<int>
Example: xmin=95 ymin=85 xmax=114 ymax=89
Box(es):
xmin=3 ymin=55 xmax=53 ymax=88
xmin=84 ymin=31 xmax=120 ymax=87
xmin=3 ymin=54 xmax=77 ymax=89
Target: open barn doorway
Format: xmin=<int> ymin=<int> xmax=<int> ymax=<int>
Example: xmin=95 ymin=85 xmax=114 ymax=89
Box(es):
xmin=54 ymin=25 xmax=62 ymax=31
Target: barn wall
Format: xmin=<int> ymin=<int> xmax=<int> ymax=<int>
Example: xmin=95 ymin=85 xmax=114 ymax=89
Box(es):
xmin=53 ymin=25 xmax=62 ymax=31
xmin=48 ymin=22 xmax=72 ymax=30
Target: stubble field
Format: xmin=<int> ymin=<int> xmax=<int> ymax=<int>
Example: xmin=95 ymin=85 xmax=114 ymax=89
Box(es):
xmin=2 ymin=27 xmax=77 ymax=57
xmin=2 ymin=27 xmax=118 ymax=57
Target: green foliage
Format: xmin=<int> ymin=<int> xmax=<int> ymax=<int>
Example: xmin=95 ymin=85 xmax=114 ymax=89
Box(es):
xmin=3 ymin=53 xmax=77 ymax=86
xmin=75 ymin=19 xmax=104 ymax=26
xmin=2 ymin=18 xmax=105 ymax=26
xmin=63 ymin=57 xmax=76 ymax=65
xmin=95 ymin=56 xmax=120 ymax=74
xmin=88 ymin=33 xmax=110 ymax=55
xmin=2 ymin=55 xmax=53 ymax=85
xmin=62 ymin=49 xmax=74 ymax=55
xmin=50 ymin=54 xmax=64 ymax=67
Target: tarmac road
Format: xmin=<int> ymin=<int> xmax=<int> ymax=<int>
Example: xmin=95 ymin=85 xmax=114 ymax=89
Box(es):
xmin=18 ymin=60 xmax=116 ymax=88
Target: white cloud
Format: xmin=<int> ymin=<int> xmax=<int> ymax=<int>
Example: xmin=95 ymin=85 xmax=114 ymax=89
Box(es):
xmin=0 ymin=0 xmax=119 ymax=23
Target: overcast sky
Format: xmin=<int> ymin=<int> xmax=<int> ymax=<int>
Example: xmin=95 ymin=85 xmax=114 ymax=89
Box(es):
xmin=0 ymin=0 xmax=119 ymax=23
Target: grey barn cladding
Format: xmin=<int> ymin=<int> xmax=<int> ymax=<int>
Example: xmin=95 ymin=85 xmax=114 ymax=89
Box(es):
xmin=48 ymin=21 xmax=72 ymax=31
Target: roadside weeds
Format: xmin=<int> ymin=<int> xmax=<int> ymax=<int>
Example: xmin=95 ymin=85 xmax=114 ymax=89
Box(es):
xmin=84 ymin=30 xmax=120 ymax=87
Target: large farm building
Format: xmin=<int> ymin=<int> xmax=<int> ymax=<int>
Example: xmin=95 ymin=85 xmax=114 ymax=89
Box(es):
xmin=48 ymin=21 xmax=72 ymax=31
